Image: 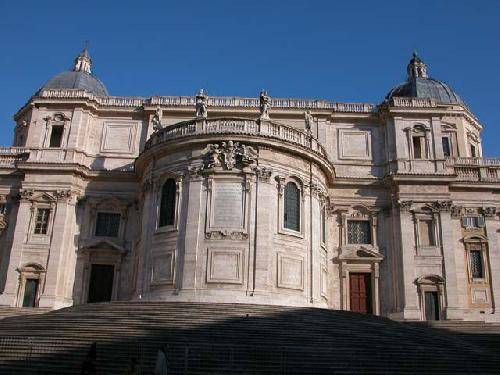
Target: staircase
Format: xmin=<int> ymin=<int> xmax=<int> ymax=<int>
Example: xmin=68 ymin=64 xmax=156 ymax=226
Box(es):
xmin=0 ymin=307 xmax=50 ymax=320
xmin=0 ymin=302 xmax=499 ymax=374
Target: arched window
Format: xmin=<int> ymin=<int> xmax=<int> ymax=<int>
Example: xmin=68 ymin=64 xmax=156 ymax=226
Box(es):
xmin=284 ymin=182 xmax=300 ymax=231
xmin=159 ymin=178 xmax=176 ymax=227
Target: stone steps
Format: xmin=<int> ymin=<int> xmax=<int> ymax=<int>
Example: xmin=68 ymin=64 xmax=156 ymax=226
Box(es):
xmin=0 ymin=302 xmax=499 ymax=374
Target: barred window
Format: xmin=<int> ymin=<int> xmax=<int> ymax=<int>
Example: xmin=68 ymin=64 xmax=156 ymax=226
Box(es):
xmin=284 ymin=182 xmax=300 ymax=232
xmin=95 ymin=212 xmax=121 ymax=237
xmin=159 ymin=178 xmax=176 ymax=227
xmin=462 ymin=216 xmax=485 ymax=228
xmin=34 ymin=208 xmax=50 ymax=234
xmin=470 ymin=250 xmax=484 ymax=279
xmin=347 ymin=220 xmax=371 ymax=244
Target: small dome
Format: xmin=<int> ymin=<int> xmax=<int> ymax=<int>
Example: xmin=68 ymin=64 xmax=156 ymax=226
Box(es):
xmin=38 ymin=47 xmax=109 ymax=96
xmin=386 ymin=53 xmax=464 ymax=105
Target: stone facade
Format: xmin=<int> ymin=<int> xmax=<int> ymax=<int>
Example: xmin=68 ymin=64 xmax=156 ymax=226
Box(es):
xmin=0 ymin=50 xmax=498 ymax=321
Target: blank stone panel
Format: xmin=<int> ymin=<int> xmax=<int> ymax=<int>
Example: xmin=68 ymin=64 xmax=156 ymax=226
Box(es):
xmin=211 ymin=181 xmax=244 ymax=229
xmin=277 ymin=253 xmax=304 ymax=290
xmin=207 ymin=248 xmax=244 ymax=284
xmin=472 ymin=288 xmax=488 ymax=304
xmin=151 ymin=252 xmax=174 ymax=284
xmin=339 ymin=130 xmax=372 ymax=160
xmin=101 ymin=122 xmax=137 ymax=154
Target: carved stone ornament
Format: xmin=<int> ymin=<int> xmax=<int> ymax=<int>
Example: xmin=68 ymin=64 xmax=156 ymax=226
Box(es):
xmin=253 ymin=166 xmax=273 ymax=182
xmin=397 ymin=200 xmax=413 ymax=211
xmin=309 ymin=181 xmax=326 ymax=199
xmin=451 ymin=205 xmax=464 ymax=219
xmin=54 ymin=189 xmax=75 ymax=202
xmin=205 ymin=230 xmax=248 ymax=240
xmin=142 ymin=178 xmax=153 ymax=193
xmin=195 ymin=89 xmax=208 ymax=118
xmin=152 ymin=107 xmax=163 ymax=131
xmin=204 ymin=141 xmax=257 ymax=171
xmin=482 ymin=206 xmax=497 ymax=217
xmin=259 ymin=90 xmax=270 ymax=119
xmin=275 ymin=176 xmax=286 ymax=196
xmin=19 ymin=189 xmax=35 ymax=202
xmin=432 ymin=200 xmax=453 ymax=212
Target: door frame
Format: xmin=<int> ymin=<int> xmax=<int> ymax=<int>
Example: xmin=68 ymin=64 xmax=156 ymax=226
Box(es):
xmin=416 ymin=275 xmax=445 ymax=321
xmin=349 ymin=272 xmax=373 ymax=314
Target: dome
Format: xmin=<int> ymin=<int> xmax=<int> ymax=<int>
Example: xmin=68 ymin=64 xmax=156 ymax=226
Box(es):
xmin=38 ymin=47 xmax=109 ymax=96
xmin=386 ymin=53 xmax=464 ymax=105
xmin=41 ymin=70 xmax=109 ymax=96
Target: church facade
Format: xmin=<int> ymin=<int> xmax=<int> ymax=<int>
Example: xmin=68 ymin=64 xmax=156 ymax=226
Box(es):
xmin=0 ymin=49 xmax=498 ymax=322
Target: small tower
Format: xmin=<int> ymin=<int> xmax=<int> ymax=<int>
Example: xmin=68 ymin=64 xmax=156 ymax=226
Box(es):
xmin=407 ymin=52 xmax=428 ymax=79
xmin=73 ymin=46 xmax=92 ymax=74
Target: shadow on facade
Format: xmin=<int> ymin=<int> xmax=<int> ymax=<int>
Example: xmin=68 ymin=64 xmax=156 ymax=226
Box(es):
xmin=1 ymin=304 xmax=500 ymax=374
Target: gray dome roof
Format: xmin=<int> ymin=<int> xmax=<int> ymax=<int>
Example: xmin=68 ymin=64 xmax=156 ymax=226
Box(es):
xmin=386 ymin=53 xmax=464 ymax=105
xmin=386 ymin=77 xmax=463 ymax=104
xmin=40 ymin=70 xmax=109 ymax=96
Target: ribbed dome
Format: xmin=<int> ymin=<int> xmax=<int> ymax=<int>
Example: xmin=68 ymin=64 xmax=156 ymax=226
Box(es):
xmin=41 ymin=70 xmax=109 ymax=96
xmin=386 ymin=53 xmax=464 ymax=105
xmin=38 ymin=47 xmax=109 ymax=96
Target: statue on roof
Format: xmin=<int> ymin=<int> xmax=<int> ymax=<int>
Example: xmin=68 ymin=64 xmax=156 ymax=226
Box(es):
xmin=196 ymin=89 xmax=208 ymax=118
xmin=152 ymin=107 xmax=163 ymax=131
xmin=259 ymin=90 xmax=270 ymax=119
xmin=304 ymin=110 xmax=313 ymax=134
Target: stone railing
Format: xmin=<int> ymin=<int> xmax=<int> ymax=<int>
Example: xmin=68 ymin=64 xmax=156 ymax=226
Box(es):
xmin=37 ymin=89 xmax=144 ymax=107
xmin=35 ymin=90 xmax=376 ymax=113
xmin=0 ymin=147 xmax=29 ymax=168
xmin=446 ymin=157 xmax=500 ymax=182
xmin=391 ymin=97 xmax=437 ymax=108
xmin=146 ymin=118 xmax=328 ymax=158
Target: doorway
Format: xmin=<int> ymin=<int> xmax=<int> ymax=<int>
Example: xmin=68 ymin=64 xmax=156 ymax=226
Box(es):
xmin=349 ymin=273 xmax=372 ymax=314
xmin=424 ymin=291 xmax=440 ymax=321
xmin=87 ymin=264 xmax=114 ymax=303
xmin=22 ymin=279 xmax=39 ymax=307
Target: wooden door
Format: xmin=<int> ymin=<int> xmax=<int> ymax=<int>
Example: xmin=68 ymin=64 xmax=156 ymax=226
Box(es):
xmin=88 ymin=264 xmax=114 ymax=303
xmin=424 ymin=291 xmax=440 ymax=321
xmin=349 ymin=273 xmax=372 ymax=314
xmin=22 ymin=279 xmax=39 ymax=307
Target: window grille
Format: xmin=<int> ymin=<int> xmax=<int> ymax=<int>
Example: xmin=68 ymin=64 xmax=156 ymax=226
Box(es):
xmin=159 ymin=179 xmax=176 ymax=227
xmin=347 ymin=220 xmax=371 ymax=244
xmin=95 ymin=212 xmax=121 ymax=237
xmin=284 ymin=182 xmax=300 ymax=232
xmin=34 ymin=208 xmax=50 ymax=234
xmin=462 ymin=216 xmax=485 ymax=228
xmin=470 ymin=250 xmax=484 ymax=279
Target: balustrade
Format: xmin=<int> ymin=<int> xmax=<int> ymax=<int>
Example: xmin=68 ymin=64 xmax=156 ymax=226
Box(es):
xmin=147 ymin=118 xmax=328 ymax=158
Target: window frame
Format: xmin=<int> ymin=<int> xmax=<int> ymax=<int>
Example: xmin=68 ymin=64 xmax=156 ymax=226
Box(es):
xmin=283 ymin=181 xmax=301 ymax=232
xmin=158 ymin=178 xmax=177 ymax=228
xmin=94 ymin=211 xmax=122 ymax=238
xmin=346 ymin=219 xmax=372 ymax=245
xmin=155 ymin=174 xmax=182 ymax=234
xmin=33 ymin=207 xmax=51 ymax=235
xmin=43 ymin=113 xmax=69 ymax=149
xmin=277 ymin=176 xmax=304 ymax=238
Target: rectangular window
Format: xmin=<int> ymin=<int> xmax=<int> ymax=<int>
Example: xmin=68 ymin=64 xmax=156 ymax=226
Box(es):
xmin=462 ymin=216 xmax=485 ymax=228
xmin=321 ymin=208 xmax=326 ymax=243
xmin=470 ymin=250 xmax=484 ymax=279
xmin=418 ymin=219 xmax=435 ymax=246
xmin=442 ymin=137 xmax=451 ymax=157
xmin=49 ymin=125 xmax=64 ymax=148
xmin=95 ymin=212 xmax=121 ymax=237
xmin=34 ymin=208 xmax=50 ymax=234
xmin=413 ymin=136 xmax=423 ymax=159
xmin=470 ymin=144 xmax=477 ymax=157
xmin=347 ymin=220 xmax=371 ymax=244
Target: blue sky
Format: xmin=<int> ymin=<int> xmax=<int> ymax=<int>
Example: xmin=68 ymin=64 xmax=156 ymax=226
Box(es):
xmin=0 ymin=0 xmax=499 ymax=155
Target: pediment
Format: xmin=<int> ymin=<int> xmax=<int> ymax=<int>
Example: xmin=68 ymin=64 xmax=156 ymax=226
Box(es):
xmin=337 ymin=246 xmax=384 ymax=262
xmin=79 ymin=239 xmax=126 ymax=254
